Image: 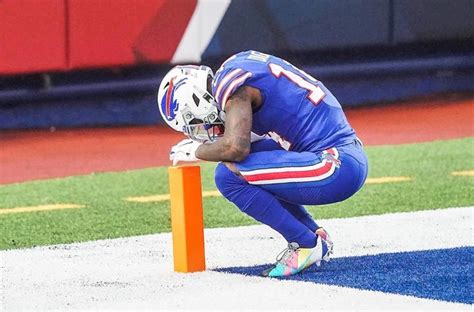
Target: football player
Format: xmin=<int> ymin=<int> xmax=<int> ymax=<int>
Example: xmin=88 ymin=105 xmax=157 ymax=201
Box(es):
xmin=157 ymin=51 xmax=368 ymax=277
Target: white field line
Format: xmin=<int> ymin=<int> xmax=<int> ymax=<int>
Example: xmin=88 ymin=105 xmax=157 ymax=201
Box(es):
xmin=1 ymin=207 xmax=472 ymax=310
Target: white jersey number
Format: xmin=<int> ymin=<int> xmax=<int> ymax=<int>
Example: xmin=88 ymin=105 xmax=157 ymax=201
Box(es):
xmin=269 ymin=63 xmax=325 ymax=106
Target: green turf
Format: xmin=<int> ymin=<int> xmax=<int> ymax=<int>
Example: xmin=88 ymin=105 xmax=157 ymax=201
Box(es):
xmin=0 ymin=138 xmax=472 ymax=250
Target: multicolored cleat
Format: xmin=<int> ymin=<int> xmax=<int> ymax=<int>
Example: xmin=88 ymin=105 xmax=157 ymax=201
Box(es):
xmin=262 ymin=234 xmax=331 ymax=277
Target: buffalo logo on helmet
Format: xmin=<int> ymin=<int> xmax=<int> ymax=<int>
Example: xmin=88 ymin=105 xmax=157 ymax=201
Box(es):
xmin=161 ymin=77 xmax=188 ymax=121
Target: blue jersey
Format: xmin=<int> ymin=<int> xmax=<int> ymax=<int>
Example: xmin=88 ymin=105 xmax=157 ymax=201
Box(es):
xmin=211 ymin=51 xmax=356 ymax=152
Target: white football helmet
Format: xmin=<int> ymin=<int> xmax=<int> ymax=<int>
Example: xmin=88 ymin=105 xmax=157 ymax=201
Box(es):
xmin=157 ymin=65 xmax=225 ymax=142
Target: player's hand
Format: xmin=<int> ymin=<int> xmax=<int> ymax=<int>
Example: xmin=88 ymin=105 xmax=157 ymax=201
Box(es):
xmin=170 ymin=139 xmax=202 ymax=166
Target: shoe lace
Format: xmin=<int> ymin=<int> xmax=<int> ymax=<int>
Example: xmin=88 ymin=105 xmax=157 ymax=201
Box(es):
xmin=275 ymin=242 xmax=299 ymax=265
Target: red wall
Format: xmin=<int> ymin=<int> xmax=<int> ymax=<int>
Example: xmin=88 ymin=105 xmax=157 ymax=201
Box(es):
xmin=68 ymin=0 xmax=166 ymax=69
xmin=0 ymin=0 xmax=67 ymax=74
xmin=0 ymin=0 xmax=196 ymax=75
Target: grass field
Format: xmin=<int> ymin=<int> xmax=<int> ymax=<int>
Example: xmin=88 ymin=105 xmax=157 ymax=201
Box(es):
xmin=1 ymin=138 xmax=473 ymax=250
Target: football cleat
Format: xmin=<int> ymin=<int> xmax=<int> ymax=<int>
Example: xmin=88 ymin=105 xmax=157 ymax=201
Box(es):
xmin=262 ymin=235 xmax=330 ymax=277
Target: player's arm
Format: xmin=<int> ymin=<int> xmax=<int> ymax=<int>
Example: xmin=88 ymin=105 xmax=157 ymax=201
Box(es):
xmin=195 ymin=86 xmax=256 ymax=162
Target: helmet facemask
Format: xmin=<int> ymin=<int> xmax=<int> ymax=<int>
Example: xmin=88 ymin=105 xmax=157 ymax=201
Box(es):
xmin=181 ymin=86 xmax=225 ymax=143
xmin=158 ymin=65 xmax=225 ymax=142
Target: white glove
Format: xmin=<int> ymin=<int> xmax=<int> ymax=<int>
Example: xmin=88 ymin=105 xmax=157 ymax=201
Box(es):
xmin=170 ymin=139 xmax=202 ymax=166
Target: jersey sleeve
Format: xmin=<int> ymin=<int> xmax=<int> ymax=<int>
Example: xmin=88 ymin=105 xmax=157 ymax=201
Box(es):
xmin=212 ymin=67 xmax=253 ymax=110
xmin=211 ymin=51 xmax=269 ymax=111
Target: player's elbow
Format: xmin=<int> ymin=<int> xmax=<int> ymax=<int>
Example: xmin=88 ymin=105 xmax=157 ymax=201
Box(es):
xmin=225 ymin=140 xmax=250 ymax=162
xmin=230 ymin=146 xmax=250 ymax=162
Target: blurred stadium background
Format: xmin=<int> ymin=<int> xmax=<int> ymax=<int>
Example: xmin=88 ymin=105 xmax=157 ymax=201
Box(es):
xmin=0 ymin=0 xmax=472 ymax=129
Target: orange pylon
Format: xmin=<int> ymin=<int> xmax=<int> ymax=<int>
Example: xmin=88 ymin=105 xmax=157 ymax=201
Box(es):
xmin=168 ymin=165 xmax=206 ymax=272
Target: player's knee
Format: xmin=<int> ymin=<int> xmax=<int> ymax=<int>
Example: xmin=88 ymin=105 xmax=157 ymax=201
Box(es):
xmin=214 ymin=162 xmax=233 ymax=194
xmin=214 ymin=162 xmax=244 ymax=198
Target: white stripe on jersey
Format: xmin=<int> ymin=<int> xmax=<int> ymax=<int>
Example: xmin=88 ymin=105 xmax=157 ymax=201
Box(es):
xmin=240 ymin=161 xmax=327 ymax=176
xmin=246 ymin=165 xmax=337 ymax=185
xmin=221 ymin=72 xmax=253 ymax=110
xmin=215 ymin=68 xmax=242 ymax=102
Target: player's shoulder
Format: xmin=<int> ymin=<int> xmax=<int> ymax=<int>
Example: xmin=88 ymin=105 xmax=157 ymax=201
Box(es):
xmin=217 ymin=50 xmax=273 ymax=74
xmin=212 ymin=51 xmax=273 ymax=109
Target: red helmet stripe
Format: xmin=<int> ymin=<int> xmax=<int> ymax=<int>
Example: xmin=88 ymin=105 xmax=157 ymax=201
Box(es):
xmin=165 ymin=78 xmax=175 ymax=118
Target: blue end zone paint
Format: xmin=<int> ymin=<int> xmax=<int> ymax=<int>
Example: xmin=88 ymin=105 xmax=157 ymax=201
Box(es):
xmin=216 ymin=247 xmax=473 ymax=304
